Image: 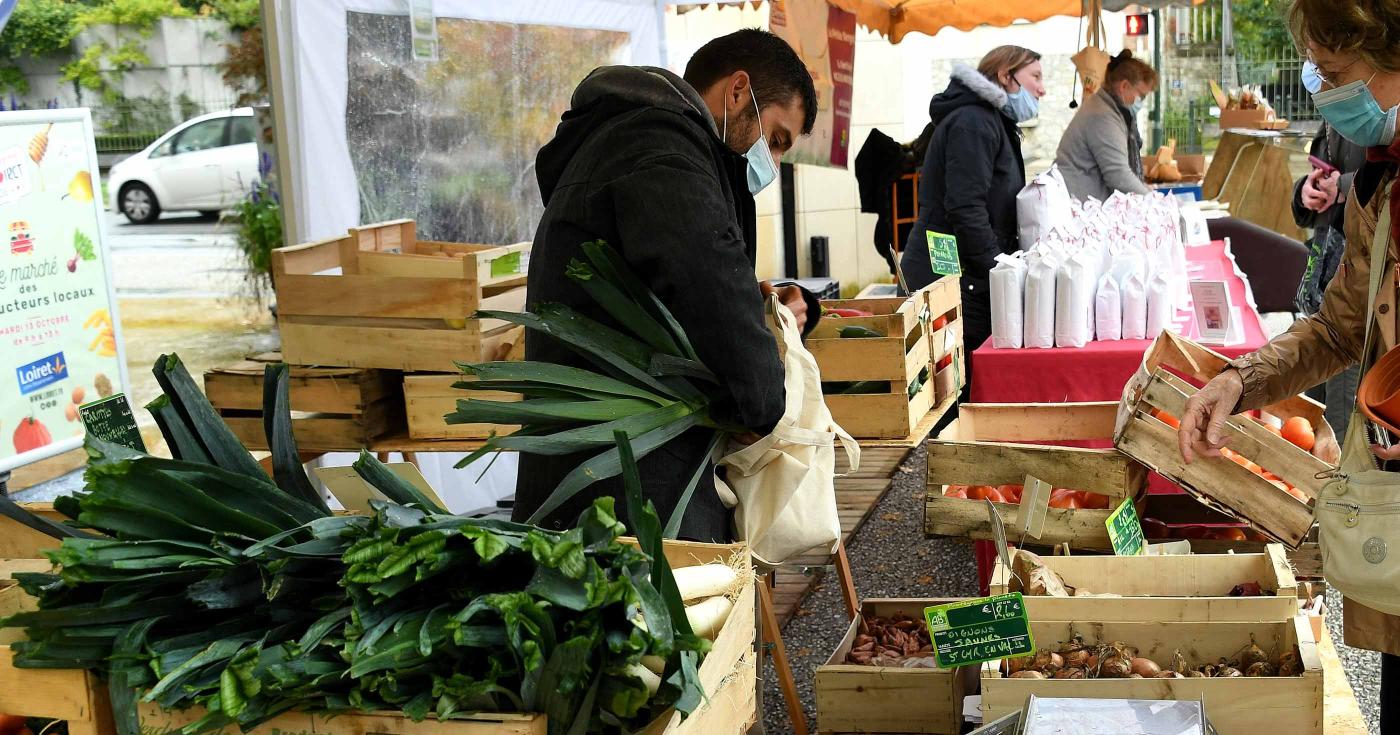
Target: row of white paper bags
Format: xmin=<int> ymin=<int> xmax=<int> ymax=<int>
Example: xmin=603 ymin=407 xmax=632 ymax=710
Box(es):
xmin=990 ymin=245 xmax=1177 ymax=348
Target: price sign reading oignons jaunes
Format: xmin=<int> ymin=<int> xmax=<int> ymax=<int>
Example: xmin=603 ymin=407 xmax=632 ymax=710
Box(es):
xmin=924 ymin=593 xmax=1034 ymax=669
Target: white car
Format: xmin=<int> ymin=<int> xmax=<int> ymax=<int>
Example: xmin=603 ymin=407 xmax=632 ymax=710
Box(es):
xmin=108 ymin=108 xmax=258 ymax=224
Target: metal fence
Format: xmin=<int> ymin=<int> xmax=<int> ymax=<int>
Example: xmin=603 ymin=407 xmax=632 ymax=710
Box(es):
xmin=1236 ymin=56 xmax=1317 ymax=123
xmin=88 ymin=94 xmax=243 ymax=155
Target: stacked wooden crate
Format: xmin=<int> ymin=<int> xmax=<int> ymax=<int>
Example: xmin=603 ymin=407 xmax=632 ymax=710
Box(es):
xmin=924 ymin=402 xmax=1148 ymax=551
xmin=815 ymin=598 xmax=976 ymax=735
xmin=979 ymin=549 xmax=1321 ymax=734
xmin=1115 ymin=332 xmax=1333 ymax=549
xmin=204 ymin=220 xmax=531 ymax=450
xmin=810 ymin=278 xmax=962 ymax=441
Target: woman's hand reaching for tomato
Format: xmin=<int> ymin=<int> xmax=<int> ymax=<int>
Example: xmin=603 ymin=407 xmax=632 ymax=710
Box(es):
xmin=1177 ymin=370 xmax=1245 ymax=463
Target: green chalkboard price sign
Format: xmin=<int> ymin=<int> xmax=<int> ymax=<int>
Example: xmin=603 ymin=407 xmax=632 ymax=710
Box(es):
xmin=924 ymin=593 xmax=1034 ymax=669
xmin=1106 ymin=496 xmax=1146 ymax=556
xmin=79 ymin=393 xmax=145 ymax=453
xmin=926 ymin=231 xmax=962 ymax=277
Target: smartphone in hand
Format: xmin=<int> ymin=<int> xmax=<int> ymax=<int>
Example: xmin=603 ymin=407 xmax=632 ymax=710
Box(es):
xmin=1308 ymin=155 xmax=1338 ymax=176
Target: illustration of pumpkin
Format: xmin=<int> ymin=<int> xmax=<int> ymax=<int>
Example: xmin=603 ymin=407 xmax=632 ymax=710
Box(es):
xmin=13 ymin=417 xmax=52 ymax=453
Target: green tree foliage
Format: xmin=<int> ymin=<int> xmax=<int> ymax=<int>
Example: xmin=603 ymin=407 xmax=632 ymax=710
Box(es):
xmin=0 ymin=0 xmax=257 ymax=96
xmin=0 ymin=0 xmax=82 ymax=94
xmin=1231 ymin=0 xmax=1294 ymax=57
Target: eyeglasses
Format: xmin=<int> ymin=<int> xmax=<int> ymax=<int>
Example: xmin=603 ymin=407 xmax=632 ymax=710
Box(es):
xmin=1309 ymin=56 xmax=1362 ymax=88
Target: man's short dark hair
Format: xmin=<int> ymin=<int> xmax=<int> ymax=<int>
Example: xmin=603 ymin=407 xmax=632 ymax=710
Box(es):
xmin=683 ymin=28 xmax=818 ymax=135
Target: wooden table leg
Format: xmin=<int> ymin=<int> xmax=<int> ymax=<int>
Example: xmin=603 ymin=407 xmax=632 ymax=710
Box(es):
xmin=375 ymin=452 xmax=392 ymax=463
xmin=403 ymin=451 xmax=420 ymax=467
xmin=835 ymin=539 xmax=859 ymax=621
xmin=758 ymin=581 xmax=808 ymax=735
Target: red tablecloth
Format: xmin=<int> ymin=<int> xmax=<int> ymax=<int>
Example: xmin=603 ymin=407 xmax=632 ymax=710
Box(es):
xmin=970 ymin=240 xmax=1270 ymax=404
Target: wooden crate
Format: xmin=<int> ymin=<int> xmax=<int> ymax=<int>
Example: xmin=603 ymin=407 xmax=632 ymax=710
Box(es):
xmin=812 ymin=281 xmax=955 ymax=439
xmin=979 ymin=602 xmax=1323 ymax=735
xmin=1117 ymin=370 xmax=1328 ymax=548
xmin=926 ymin=278 xmax=965 ymax=405
xmin=924 ymin=403 xmax=1148 ymax=551
xmin=989 ymin=545 xmax=1299 ymax=621
xmin=272 ymin=220 xmax=530 ymax=372
xmin=815 ymin=598 xmax=976 ymax=735
xmin=1114 ymin=332 xmax=1331 ymax=548
xmin=204 ymin=353 xmax=404 ymax=451
xmin=0 ymin=502 xmax=67 ymax=558
xmin=404 ymin=375 xmax=522 ymax=440
xmin=0 ymin=541 xmax=753 ymax=735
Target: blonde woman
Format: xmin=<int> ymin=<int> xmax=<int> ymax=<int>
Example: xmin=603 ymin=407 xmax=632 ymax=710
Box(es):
xmin=901 ymin=46 xmax=1045 ymax=399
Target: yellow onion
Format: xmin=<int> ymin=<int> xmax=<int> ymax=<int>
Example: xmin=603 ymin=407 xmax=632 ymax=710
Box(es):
xmin=1246 ymin=662 xmax=1276 ymax=677
xmin=1010 ymin=670 xmax=1046 ymax=679
xmin=1129 ymin=657 xmax=1162 ymax=677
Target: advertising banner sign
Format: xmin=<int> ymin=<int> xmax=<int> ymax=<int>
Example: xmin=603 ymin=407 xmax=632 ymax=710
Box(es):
xmin=0 ymin=109 xmax=128 ymax=473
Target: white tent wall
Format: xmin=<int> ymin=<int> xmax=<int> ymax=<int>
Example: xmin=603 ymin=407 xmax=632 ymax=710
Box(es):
xmin=265 ymin=0 xmax=662 ymax=513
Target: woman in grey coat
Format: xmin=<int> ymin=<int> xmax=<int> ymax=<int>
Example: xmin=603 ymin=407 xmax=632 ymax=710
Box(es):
xmin=1055 ymin=51 xmax=1159 ymax=201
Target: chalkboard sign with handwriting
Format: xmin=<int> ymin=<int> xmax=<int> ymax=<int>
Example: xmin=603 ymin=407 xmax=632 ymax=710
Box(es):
xmin=924 ymin=593 xmax=1034 ymax=669
xmin=79 ymin=393 xmax=144 ymax=453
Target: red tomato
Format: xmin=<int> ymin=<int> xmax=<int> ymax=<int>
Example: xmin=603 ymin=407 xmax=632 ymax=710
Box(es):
xmin=1048 ymin=489 xmax=1075 ymax=509
xmin=1215 ymin=528 xmax=1249 ymax=541
xmin=998 ymin=484 xmax=1023 ymax=503
xmin=1142 ymin=518 xmax=1171 ymax=539
xmin=1079 ymin=492 xmax=1110 ymax=509
xmin=933 ymin=315 xmax=949 ymax=330
xmin=937 ymin=354 xmax=952 ymax=371
xmin=968 ymin=485 xmax=997 ymax=501
xmin=945 ymin=485 xmax=968 ymax=499
xmin=1281 ymin=417 xmax=1316 ymax=451
xmin=1152 ymin=408 xmax=1181 ymax=429
xmin=984 ymin=489 xmax=1007 ymax=504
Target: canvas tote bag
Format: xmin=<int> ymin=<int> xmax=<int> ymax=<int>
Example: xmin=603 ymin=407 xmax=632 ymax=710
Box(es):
xmin=1318 ymin=198 xmax=1400 ymax=616
xmin=716 ymin=295 xmax=860 ymax=568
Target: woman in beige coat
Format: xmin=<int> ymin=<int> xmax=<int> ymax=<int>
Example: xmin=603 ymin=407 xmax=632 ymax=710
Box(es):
xmin=1179 ymin=0 xmax=1400 ymax=728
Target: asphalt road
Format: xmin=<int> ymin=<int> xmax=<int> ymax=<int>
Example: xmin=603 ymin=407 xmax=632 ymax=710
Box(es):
xmin=102 ymin=208 xmax=248 ymax=298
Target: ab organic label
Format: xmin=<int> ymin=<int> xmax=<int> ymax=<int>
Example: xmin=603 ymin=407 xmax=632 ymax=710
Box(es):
xmin=1 ymin=115 xmax=122 ymax=471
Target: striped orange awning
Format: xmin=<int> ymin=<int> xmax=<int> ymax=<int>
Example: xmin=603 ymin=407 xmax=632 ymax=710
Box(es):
xmin=823 ymin=0 xmax=1206 ymax=43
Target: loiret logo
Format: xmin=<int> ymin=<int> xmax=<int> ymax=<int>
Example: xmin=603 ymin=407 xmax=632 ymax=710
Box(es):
xmin=16 ymin=352 xmax=67 ymax=395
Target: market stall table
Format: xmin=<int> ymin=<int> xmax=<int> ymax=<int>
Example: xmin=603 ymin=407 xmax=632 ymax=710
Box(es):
xmin=965 ymin=240 xmax=1273 ymax=591
xmin=969 ymin=240 xmax=1269 ymax=404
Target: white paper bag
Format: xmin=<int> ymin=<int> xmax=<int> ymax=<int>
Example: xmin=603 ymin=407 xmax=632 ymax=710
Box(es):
xmin=1024 ymin=250 xmax=1059 ymax=349
xmin=990 ymin=252 xmax=1027 ymax=349
xmin=1055 ymin=250 xmax=1095 ymax=348
xmin=1016 ymin=166 xmax=1074 ymax=251
xmin=1095 ymin=269 xmax=1123 ymax=341
xmin=1146 ymin=270 xmax=1174 ymax=338
xmin=1119 ymin=257 xmax=1149 ymax=340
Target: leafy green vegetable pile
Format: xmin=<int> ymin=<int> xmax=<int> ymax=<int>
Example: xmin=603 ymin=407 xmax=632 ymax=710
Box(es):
xmin=448 ymin=241 xmax=729 ymax=530
xmin=0 ymin=353 xmax=717 ymax=735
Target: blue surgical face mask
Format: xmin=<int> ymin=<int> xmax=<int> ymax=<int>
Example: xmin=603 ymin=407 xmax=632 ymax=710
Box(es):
xmin=1003 ymin=86 xmax=1039 ymax=123
xmin=723 ymin=87 xmax=777 ymax=195
xmin=1302 ymin=61 xmax=1323 ymax=95
xmin=1129 ymin=97 xmax=1145 ymax=115
xmin=1311 ymin=73 xmax=1399 ymax=147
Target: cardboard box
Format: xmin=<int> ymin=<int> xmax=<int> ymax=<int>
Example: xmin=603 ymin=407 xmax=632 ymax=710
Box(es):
xmin=1219 ymin=108 xmax=1272 ymax=130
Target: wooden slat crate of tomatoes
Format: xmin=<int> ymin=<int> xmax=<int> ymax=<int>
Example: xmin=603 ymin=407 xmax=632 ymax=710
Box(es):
xmin=815 ymin=599 xmax=977 ymax=735
xmin=271 ymin=220 xmax=531 ymax=373
xmin=1114 ymin=334 xmax=1333 ymax=549
xmin=924 ymin=402 xmax=1148 ymax=551
xmin=810 ymin=279 xmax=960 ymax=440
xmin=979 ymin=597 xmax=1322 ymax=735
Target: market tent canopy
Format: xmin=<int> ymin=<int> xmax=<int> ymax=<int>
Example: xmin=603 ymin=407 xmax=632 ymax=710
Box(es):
xmin=824 ymin=0 xmax=1207 ymax=42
